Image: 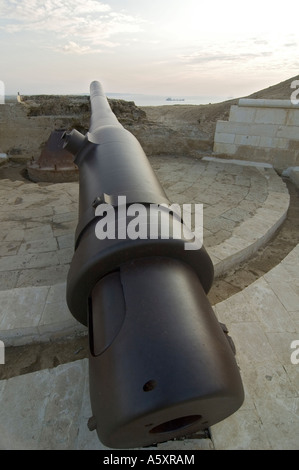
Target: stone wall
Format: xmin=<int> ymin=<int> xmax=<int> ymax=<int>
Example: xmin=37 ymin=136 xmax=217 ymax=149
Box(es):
xmin=213 ymin=99 xmax=299 ymax=171
xmin=0 ymin=96 xmax=147 ymax=161
xmin=0 ymin=96 xmax=212 ymax=163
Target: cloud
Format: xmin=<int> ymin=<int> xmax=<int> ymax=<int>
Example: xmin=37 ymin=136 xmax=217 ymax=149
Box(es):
xmin=180 ymin=50 xmax=273 ymax=65
xmin=253 ymin=39 xmax=269 ymax=45
xmin=284 ymin=42 xmax=297 ymax=47
xmin=0 ymin=0 xmax=144 ymax=52
xmin=61 ymin=41 xmax=91 ymax=54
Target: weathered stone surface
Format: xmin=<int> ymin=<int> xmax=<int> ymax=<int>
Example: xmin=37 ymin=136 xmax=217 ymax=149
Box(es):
xmin=0 ymin=156 xmax=297 ymax=449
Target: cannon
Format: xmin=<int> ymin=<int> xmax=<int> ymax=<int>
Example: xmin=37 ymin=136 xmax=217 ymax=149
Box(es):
xmin=63 ymin=81 xmax=244 ymax=449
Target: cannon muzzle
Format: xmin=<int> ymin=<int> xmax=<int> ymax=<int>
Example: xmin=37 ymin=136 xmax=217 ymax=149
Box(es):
xmin=65 ymin=80 xmax=244 ymax=449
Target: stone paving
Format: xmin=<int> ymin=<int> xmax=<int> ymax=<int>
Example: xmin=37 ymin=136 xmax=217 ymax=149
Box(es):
xmin=0 ymin=157 xmax=290 ymax=346
xmin=0 ymin=157 xmax=297 ymax=450
xmin=0 ymin=245 xmax=298 ymax=450
xmin=212 ymin=244 xmax=299 ymax=450
xmin=0 ymin=156 xmax=289 ymax=291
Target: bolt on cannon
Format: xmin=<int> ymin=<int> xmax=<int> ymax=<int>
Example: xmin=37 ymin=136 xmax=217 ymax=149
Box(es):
xmin=63 ymin=80 xmax=244 ymax=449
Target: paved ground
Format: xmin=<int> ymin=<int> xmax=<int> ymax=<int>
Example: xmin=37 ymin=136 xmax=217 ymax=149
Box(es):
xmin=0 ymin=157 xmax=289 ymax=291
xmin=0 ymin=157 xmax=298 ymax=450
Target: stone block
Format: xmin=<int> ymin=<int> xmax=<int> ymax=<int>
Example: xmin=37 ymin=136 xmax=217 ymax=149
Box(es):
xmin=0 ymin=370 xmax=54 ymax=449
xmin=23 ymin=225 xmax=54 ymax=242
xmin=0 ymin=241 xmax=20 ymax=256
xmin=254 ymin=108 xmax=287 ymax=125
xmin=57 ymin=247 xmax=73 ymax=265
xmin=213 ymin=142 xmax=237 ymax=155
xmin=265 ymin=331 xmax=299 ymax=365
xmin=273 ymin=137 xmax=289 ymax=149
xmin=229 ymin=122 xmax=278 ymax=138
xmin=263 ymin=279 xmax=299 ymax=312
xmin=286 ymin=109 xmax=299 ymax=126
xmin=37 ymin=361 xmax=87 ymax=449
xmin=214 ymin=290 xmax=259 ymax=324
xmin=272 ymin=149 xmax=299 ymax=171
xmin=229 ymin=105 xmax=257 ymax=123
xmin=258 ymin=136 xmax=274 ymax=148
xmin=214 ymin=132 xmax=235 ymax=144
xmin=240 ymin=360 xmax=298 ymax=401
xmin=18 ymin=237 xmax=57 ymax=254
xmin=243 ymin=278 xmax=296 ymax=333
xmin=276 ymin=125 xmax=299 ymax=140
xmin=16 ymin=264 xmax=69 ymax=288
xmin=211 ymin=408 xmax=271 ymax=450
xmin=234 ymin=135 xmax=260 ymax=146
xmin=228 ymin=321 xmax=278 ymax=365
xmin=288 ymin=139 xmax=299 ymax=150
xmin=238 ymin=98 xmax=296 ymax=109
xmin=254 ymin=396 xmax=299 ymax=450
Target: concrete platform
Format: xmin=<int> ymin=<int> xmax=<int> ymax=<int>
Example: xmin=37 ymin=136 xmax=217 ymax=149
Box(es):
xmin=0 ymin=157 xmax=297 ymax=450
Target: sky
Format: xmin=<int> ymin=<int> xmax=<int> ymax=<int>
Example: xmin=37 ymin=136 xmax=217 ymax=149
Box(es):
xmin=0 ymin=0 xmax=298 ymax=98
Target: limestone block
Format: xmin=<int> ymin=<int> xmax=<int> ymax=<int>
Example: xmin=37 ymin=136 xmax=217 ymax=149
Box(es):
xmin=234 ymin=135 xmax=260 ymax=146
xmin=254 ymin=108 xmax=287 ymax=125
xmin=288 ymin=139 xmax=299 ymax=150
xmin=229 ymin=105 xmax=257 ymax=123
xmin=0 ymin=371 xmax=54 ymax=449
xmin=273 ymin=137 xmax=289 ymax=149
xmin=220 ymin=122 xmax=279 ymax=138
xmin=238 ymin=98 xmax=298 ymax=109
xmin=254 ymin=396 xmax=299 ymax=450
xmin=259 ymin=136 xmax=274 ymax=148
xmin=37 ymin=361 xmax=87 ymax=449
xmin=18 ymin=237 xmax=57 ymax=254
xmin=211 ymin=408 xmax=271 ymax=450
xmin=243 ymin=278 xmax=296 ymax=333
xmin=214 ymin=290 xmax=259 ymax=324
xmin=0 ymin=286 xmax=49 ymax=342
xmin=272 ymin=149 xmax=299 ymax=171
xmin=286 ymin=109 xmax=299 ymax=126
xmin=214 ymin=120 xmax=233 ymax=133
xmin=214 ymin=132 xmax=235 ymax=144
xmin=240 ymin=360 xmax=298 ymax=401
xmin=276 ymin=125 xmax=299 ymax=140
xmin=213 ymin=142 xmax=237 ymax=155
xmin=228 ymin=321 xmax=278 ymax=365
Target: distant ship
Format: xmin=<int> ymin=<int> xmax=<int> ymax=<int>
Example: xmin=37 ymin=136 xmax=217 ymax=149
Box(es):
xmin=166 ymin=97 xmax=185 ymax=102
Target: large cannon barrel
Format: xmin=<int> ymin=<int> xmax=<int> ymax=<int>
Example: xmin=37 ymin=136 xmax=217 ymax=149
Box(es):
xmin=63 ymin=80 xmax=244 ymax=449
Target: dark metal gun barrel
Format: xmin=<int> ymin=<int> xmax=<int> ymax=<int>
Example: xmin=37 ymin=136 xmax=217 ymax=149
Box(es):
xmin=64 ymin=81 xmax=244 ymax=449
xmin=89 ymin=80 xmax=120 ymax=131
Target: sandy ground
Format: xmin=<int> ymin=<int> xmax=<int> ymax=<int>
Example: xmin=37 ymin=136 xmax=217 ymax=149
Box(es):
xmin=141 ymin=74 xmax=299 ymax=143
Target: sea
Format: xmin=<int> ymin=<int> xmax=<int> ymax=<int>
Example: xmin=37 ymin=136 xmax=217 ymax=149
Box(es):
xmin=5 ymin=93 xmax=233 ymax=106
xmin=106 ymin=93 xmax=232 ymax=107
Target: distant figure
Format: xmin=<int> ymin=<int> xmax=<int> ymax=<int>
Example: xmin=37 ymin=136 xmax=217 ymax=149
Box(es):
xmin=17 ymin=91 xmax=22 ymax=103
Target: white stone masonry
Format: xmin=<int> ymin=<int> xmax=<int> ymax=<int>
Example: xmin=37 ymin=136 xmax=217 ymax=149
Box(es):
xmin=213 ymin=99 xmax=299 ymax=171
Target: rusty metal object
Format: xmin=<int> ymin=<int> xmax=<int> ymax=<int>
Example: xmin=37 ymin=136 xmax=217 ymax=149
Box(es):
xmin=27 ymin=129 xmax=78 ymax=182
